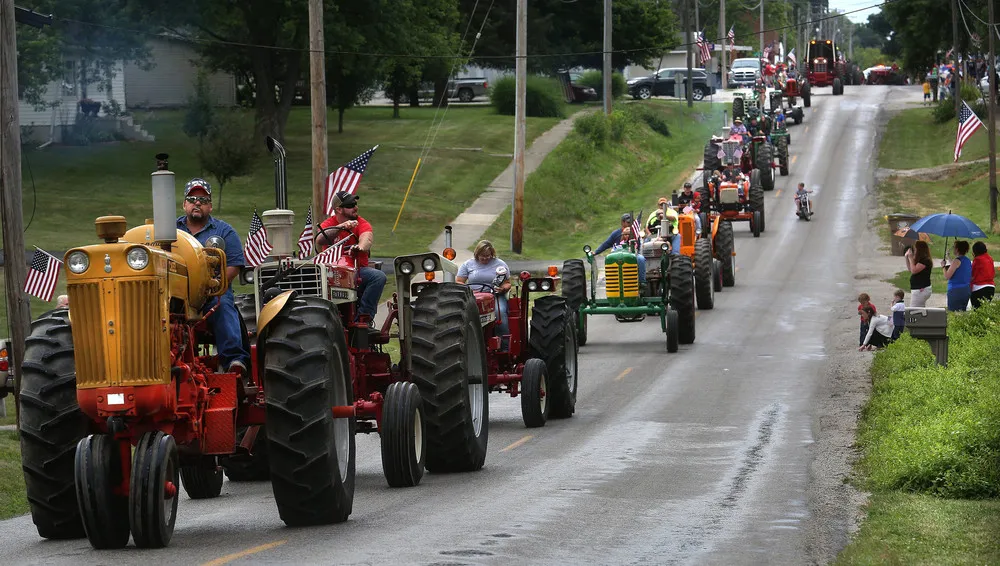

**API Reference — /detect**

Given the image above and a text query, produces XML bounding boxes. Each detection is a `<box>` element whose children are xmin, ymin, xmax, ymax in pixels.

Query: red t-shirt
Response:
<box><xmin>858</xmin><ymin>303</ymin><xmax>876</xmax><ymax>318</ymax></box>
<box><xmin>971</xmin><ymin>253</ymin><xmax>996</xmax><ymax>287</ymax></box>
<box><xmin>318</xmin><ymin>215</ymin><xmax>372</xmax><ymax>268</ymax></box>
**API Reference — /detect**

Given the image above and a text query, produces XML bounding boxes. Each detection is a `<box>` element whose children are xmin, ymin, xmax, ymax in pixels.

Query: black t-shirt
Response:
<box><xmin>909</xmin><ymin>258</ymin><xmax>933</xmax><ymax>289</ymax></box>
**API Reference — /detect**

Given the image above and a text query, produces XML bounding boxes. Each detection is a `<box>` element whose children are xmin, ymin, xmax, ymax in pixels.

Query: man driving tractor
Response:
<box><xmin>595</xmin><ymin>213</ymin><xmax>648</xmax><ymax>286</ymax></box>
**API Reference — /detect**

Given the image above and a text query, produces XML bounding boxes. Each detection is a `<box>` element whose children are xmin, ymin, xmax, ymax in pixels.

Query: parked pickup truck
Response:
<box><xmin>407</xmin><ymin>78</ymin><xmax>491</xmax><ymax>103</ymax></box>
<box><xmin>728</xmin><ymin>58</ymin><xmax>763</xmax><ymax>87</ymax></box>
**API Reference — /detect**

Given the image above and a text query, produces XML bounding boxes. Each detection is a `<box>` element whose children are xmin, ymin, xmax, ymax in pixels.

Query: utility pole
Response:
<box><xmin>720</xmin><ymin>0</ymin><xmax>727</xmax><ymax>89</ymax></box>
<box><xmin>848</xmin><ymin>20</ymin><xmax>853</xmax><ymax>60</ymax></box>
<box><xmin>603</xmin><ymin>0</ymin><xmax>612</xmax><ymax>116</ymax></box>
<box><xmin>782</xmin><ymin>0</ymin><xmax>787</xmax><ymax>64</ymax></box>
<box><xmin>760</xmin><ymin>0</ymin><xmax>764</xmax><ymax>54</ymax></box>
<box><xmin>1</xmin><ymin>0</ymin><xmax>37</xmax><ymax>425</ymax></box>
<box><xmin>511</xmin><ymin>0</ymin><xmax>526</xmax><ymax>253</ymax></box>
<box><xmin>989</xmin><ymin>0</ymin><xmax>998</xmax><ymax>232</ymax></box>
<box><xmin>694</xmin><ymin>0</ymin><xmax>699</xmax><ymax>34</ymax></box>
<box><xmin>952</xmin><ymin>0</ymin><xmax>961</xmax><ymax>119</ymax></box>
<box><xmin>684</xmin><ymin>0</ymin><xmax>693</xmax><ymax>107</ymax></box>
<box><xmin>308</xmin><ymin>0</ymin><xmax>327</xmax><ymax>223</ymax></box>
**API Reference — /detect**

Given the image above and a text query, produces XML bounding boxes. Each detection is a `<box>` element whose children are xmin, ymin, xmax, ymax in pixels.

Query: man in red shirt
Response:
<box><xmin>315</xmin><ymin>191</ymin><xmax>386</xmax><ymax>323</ymax></box>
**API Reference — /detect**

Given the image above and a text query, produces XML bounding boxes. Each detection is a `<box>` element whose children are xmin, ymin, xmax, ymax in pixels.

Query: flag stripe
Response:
<box><xmin>24</xmin><ymin>250</ymin><xmax>61</xmax><ymax>302</ymax></box>
<box><xmin>955</xmin><ymin>101</ymin><xmax>984</xmax><ymax>162</ymax></box>
<box><xmin>297</xmin><ymin>206</ymin><xmax>314</xmax><ymax>259</ymax></box>
<box><xmin>243</xmin><ymin>209</ymin><xmax>273</xmax><ymax>268</ymax></box>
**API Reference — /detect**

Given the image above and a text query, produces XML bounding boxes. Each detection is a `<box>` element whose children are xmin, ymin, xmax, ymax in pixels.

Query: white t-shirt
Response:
<box><xmin>458</xmin><ymin>257</ymin><xmax>510</xmax><ymax>290</ymax></box>
<box><xmin>863</xmin><ymin>314</ymin><xmax>894</xmax><ymax>345</ymax></box>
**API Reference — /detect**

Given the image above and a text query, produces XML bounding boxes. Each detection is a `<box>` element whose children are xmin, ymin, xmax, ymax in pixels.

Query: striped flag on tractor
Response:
<box><xmin>243</xmin><ymin>209</ymin><xmax>273</xmax><ymax>268</ymax></box>
<box><xmin>324</xmin><ymin>145</ymin><xmax>378</xmax><ymax>216</ymax></box>
<box><xmin>313</xmin><ymin>244</ymin><xmax>343</xmax><ymax>266</ymax></box>
<box><xmin>24</xmin><ymin>248</ymin><xmax>61</xmax><ymax>302</ymax></box>
<box><xmin>297</xmin><ymin>206</ymin><xmax>314</xmax><ymax>259</ymax></box>
<box><xmin>955</xmin><ymin>101</ymin><xmax>984</xmax><ymax>162</ymax></box>
<box><xmin>631</xmin><ymin>210</ymin><xmax>643</xmax><ymax>249</ymax></box>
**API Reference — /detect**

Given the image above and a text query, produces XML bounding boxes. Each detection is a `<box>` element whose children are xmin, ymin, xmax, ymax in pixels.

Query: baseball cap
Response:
<box><xmin>683</xmin><ymin>182</ymin><xmax>692</xmax><ymax>189</ymax></box>
<box><xmin>184</xmin><ymin>178</ymin><xmax>212</xmax><ymax>196</ymax></box>
<box><xmin>335</xmin><ymin>191</ymin><xmax>360</xmax><ymax>208</ymax></box>
<box><xmin>620</xmin><ymin>213</ymin><xmax>633</xmax><ymax>223</ymax></box>
<box><xmin>657</xmin><ymin>197</ymin><xmax>668</xmax><ymax>205</ymax></box>
<box><xmin>734</xmin><ymin>118</ymin><xmax>743</xmax><ymax>123</ymax></box>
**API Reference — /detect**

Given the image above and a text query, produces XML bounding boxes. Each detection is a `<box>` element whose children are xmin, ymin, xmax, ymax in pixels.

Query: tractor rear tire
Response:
<box><xmin>381</xmin><ymin>381</ymin><xmax>426</xmax><ymax>488</ymax></box>
<box><xmin>262</xmin><ymin>296</ymin><xmax>355</xmax><ymax>526</ymax></box>
<box><xmin>713</xmin><ymin>259</ymin><xmax>723</xmax><ymax>292</ymax></box>
<box><xmin>669</xmin><ymin>255</ymin><xmax>696</xmax><ymax>345</ymax></box>
<box><xmin>179</xmin><ymin>466</ymin><xmax>224</xmax><ymax>500</ymax></box>
<box><xmin>698</xmin><ymin>212</ymin><xmax>710</xmax><ymax>238</ymax></box>
<box><xmin>694</xmin><ymin>239</ymin><xmax>714</xmax><ymax>310</ymax></box>
<box><xmin>777</xmin><ymin>138</ymin><xmax>789</xmax><ymax>176</ymax></box>
<box><xmin>129</xmin><ymin>431</ymin><xmax>179</xmax><ymax>549</ymax></box>
<box><xmin>19</xmin><ymin>309</ymin><xmax>89</xmax><ymax>540</ymax></box>
<box><xmin>755</xmin><ymin>144</ymin><xmax>775</xmax><ymax>191</ymax></box>
<box><xmin>749</xmin><ymin>173</ymin><xmax>765</xmax><ymax>213</ymax></box>
<box><xmin>235</xmin><ymin>293</ymin><xmax>258</xmax><ymax>345</ymax></box>
<box><xmin>410</xmin><ymin>283</ymin><xmax>490</xmax><ymax>473</ymax></box>
<box><xmin>529</xmin><ymin>295</ymin><xmax>577</xmax><ymax>419</ymax></box>
<box><xmin>666</xmin><ymin>309</ymin><xmax>679</xmax><ymax>353</ymax></box>
<box><xmin>222</xmin><ymin>426</ymin><xmax>270</xmax><ymax>482</ymax></box>
<box><xmin>715</xmin><ymin>221</ymin><xmax>736</xmax><ymax>287</ymax></box>
<box><xmin>733</xmin><ymin>97</ymin><xmax>745</xmax><ymax>120</ymax></box>
<box><xmin>561</xmin><ymin>259</ymin><xmax>587</xmax><ymax>347</ymax></box>
<box><xmin>802</xmin><ymin>84</ymin><xmax>811</xmax><ymax>107</ymax></box>
<box><xmin>833</xmin><ymin>78</ymin><xmax>843</xmax><ymax>95</ymax></box>
<box><xmin>520</xmin><ymin>359</ymin><xmax>549</xmax><ymax>428</ymax></box>
<box><xmin>703</xmin><ymin>141</ymin><xmax>722</xmax><ymax>192</ymax></box>
<box><xmin>75</xmin><ymin>434</ymin><xmax>130</xmax><ymax>549</ymax></box>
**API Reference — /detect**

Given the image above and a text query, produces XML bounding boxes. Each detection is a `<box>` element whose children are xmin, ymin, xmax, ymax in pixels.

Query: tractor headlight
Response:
<box><xmin>540</xmin><ymin>280</ymin><xmax>552</xmax><ymax>291</ymax></box>
<box><xmin>242</xmin><ymin>267</ymin><xmax>255</xmax><ymax>285</ymax></box>
<box><xmin>583</xmin><ymin>244</ymin><xmax>592</xmax><ymax>254</ymax></box>
<box><xmin>399</xmin><ymin>261</ymin><xmax>414</xmax><ymax>274</ymax></box>
<box><xmin>661</xmin><ymin>243</ymin><xmax>670</xmax><ymax>252</ymax></box>
<box><xmin>126</xmin><ymin>247</ymin><xmax>149</xmax><ymax>270</ymax></box>
<box><xmin>528</xmin><ymin>281</ymin><xmax>538</xmax><ymax>291</ymax></box>
<box><xmin>421</xmin><ymin>257</ymin><xmax>437</xmax><ymax>272</ymax></box>
<box><xmin>67</xmin><ymin>251</ymin><xmax>90</xmax><ymax>274</ymax></box>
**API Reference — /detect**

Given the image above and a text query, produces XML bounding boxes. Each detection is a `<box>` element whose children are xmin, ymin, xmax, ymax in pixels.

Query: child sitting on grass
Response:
<box><xmin>860</xmin><ymin>305</ymin><xmax>894</xmax><ymax>351</ymax></box>
<box><xmin>858</xmin><ymin>293</ymin><xmax>876</xmax><ymax>346</ymax></box>
<box><xmin>890</xmin><ymin>289</ymin><xmax>906</xmax><ymax>341</ymax></box>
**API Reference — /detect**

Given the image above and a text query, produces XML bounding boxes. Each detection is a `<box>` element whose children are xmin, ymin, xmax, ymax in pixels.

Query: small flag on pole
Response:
<box><xmin>697</xmin><ymin>31</ymin><xmax>712</xmax><ymax>65</ymax></box>
<box><xmin>955</xmin><ymin>101</ymin><xmax>984</xmax><ymax>162</ymax></box>
<box><xmin>297</xmin><ymin>206</ymin><xmax>314</xmax><ymax>259</ymax></box>
<box><xmin>243</xmin><ymin>209</ymin><xmax>273</xmax><ymax>268</ymax></box>
<box><xmin>728</xmin><ymin>26</ymin><xmax>735</xmax><ymax>57</ymax></box>
<box><xmin>630</xmin><ymin>211</ymin><xmax>643</xmax><ymax>249</ymax></box>
<box><xmin>324</xmin><ymin>145</ymin><xmax>378</xmax><ymax>216</ymax></box>
<box><xmin>24</xmin><ymin>248</ymin><xmax>61</xmax><ymax>302</ymax></box>
<box><xmin>787</xmin><ymin>48</ymin><xmax>797</xmax><ymax>67</ymax></box>
<box><xmin>313</xmin><ymin>244</ymin><xmax>343</xmax><ymax>266</ymax></box>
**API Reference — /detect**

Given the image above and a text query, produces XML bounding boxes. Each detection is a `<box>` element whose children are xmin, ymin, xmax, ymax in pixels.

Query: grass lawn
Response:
<box><xmin>836</xmin><ymin>492</ymin><xmax>1000</xmax><ymax>565</ymax></box>
<box><xmin>0</xmin><ymin>396</ymin><xmax>13</xmax><ymax>426</ymax></box>
<box><xmin>481</xmin><ymin>100</ymin><xmax>726</xmax><ymax>259</ymax></box>
<box><xmin>0</xmin><ymin>431</ymin><xmax>27</xmax><ymax>520</ymax></box>
<box><xmin>878</xmin><ymin>107</ymin><xmax>990</xmax><ymax>169</ymax></box>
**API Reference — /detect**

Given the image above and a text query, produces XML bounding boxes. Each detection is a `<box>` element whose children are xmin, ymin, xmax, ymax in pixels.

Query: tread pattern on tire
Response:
<box><xmin>19</xmin><ymin>308</ymin><xmax>89</xmax><ymax>540</ymax></box>
<box><xmin>561</xmin><ymin>259</ymin><xmax>588</xmax><ymax>347</ymax></box>
<box><xmin>755</xmin><ymin>143</ymin><xmax>775</xmax><ymax>191</ymax></box>
<box><xmin>529</xmin><ymin>295</ymin><xmax>575</xmax><ymax>419</ymax></box>
<box><xmin>409</xmin><ymin>283</ymin><xmax>489</xmax><ymax>473</ymax></box>
<box><xmin>694</xmin><ymin>239</ymin><xmax>714</xmax><ymax>310</ymax></box>
<box><xmin>715</xmin><ymin>221</ymin><xmax>736</xmax><ymax>287</ymax></box>
<box><xmin>380</xmin><ymin>381</ymin><xmax>425</xmax><ymax>487</ymax></box>
<box><xmin>733</xmin><ymin>97</ymin><xmax>745</xmax><ymax>120</ymax></box>
<box><xmin>263</xmin><ymin>296</ymin><xmax>355</xmax><ymax>526</ymax></box>
<box><xmin>669</xmin><ymin>256</ymin><xmax>696</xmax><ymax>345</ymax></box>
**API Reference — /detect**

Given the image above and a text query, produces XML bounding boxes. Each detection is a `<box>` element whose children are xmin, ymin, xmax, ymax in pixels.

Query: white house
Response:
<box><xmin>17</xmin><ymin>58</ymin><xmax>126</xmax><ymax>138</ymax></box>
<box><xmin>123</xmin><ymin>37</ymin><xmax>236</xmax><ymax>108</ymax></box>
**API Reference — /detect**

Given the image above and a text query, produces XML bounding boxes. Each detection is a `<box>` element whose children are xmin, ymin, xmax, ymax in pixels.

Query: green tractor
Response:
<box><xmin>560</xmin><ymin>238</ymin><xmax>695</xmax><ymax>353</ymax></box>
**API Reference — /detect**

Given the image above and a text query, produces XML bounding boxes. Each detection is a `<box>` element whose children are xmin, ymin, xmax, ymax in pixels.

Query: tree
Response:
<box><xmin>200</xmin><ymin>112</ymin><xmax>258</xmax><ymax>211</ymax></box>
<box><xmin>183</xmin><ymin>69</ymin><xmax>215</xmax><ymax>154</ymax></box>
<box><xmin>324</xmin><ymin>1</ymin><xmax>387</xmax><ymax>132</ymax></box>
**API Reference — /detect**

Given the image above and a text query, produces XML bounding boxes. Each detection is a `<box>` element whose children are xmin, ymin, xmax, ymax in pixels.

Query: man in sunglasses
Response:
<box><xmin>176</xmin><ymin>178</ymin><xmax>250</xmax><ymax>377</ymax></box>
<box><xmin>315</xmin><ymin>190</ymin><xmax>386</xmax><ymax>326</ymax></box>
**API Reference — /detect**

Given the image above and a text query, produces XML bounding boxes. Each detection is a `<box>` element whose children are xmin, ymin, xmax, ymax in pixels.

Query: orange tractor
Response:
<box><xmin>701</xmin><ymin>137</ymin><xmax>766</xmax><ymax>241</ymax></box>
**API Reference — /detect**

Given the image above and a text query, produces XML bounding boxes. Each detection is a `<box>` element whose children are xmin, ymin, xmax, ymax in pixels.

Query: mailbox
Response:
<box><xmin>904</xmin><ymin>307</ymin><xmax>948</xmax><ymax>366</ymax></box>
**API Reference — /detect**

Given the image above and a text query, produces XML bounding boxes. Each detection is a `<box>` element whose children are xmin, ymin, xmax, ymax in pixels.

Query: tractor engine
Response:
<box><xmin>604</xmin><ymin>249</ymin><xmax>641</xmax><ymax>303</ymax></box>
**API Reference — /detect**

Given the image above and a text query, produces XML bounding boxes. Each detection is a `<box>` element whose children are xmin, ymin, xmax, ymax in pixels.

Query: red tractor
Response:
<box><xmin>804</xmin><ymin>38</ymin><xmax>846</xmax><ymax>95</ymax></box>
<box><xmin>700</xmin><ymin>137</ymin><xmax>766</xmax><ymax>238</ymax></box>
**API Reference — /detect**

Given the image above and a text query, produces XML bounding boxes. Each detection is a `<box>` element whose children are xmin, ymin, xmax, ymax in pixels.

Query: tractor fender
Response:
<box><xmin>257</xmin><ymin>290</ymin><xmax>297</xmax><ymax>335</ymax></box>
<box><xmin>709</xmin><ymin>215</ymin><xmax>720</xmax><ymax>241</ymax></box>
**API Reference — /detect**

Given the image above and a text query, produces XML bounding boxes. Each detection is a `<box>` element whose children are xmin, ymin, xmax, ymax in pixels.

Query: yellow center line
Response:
<box><xmin>791</xmin><ymin>154</ymin><xmax>798</xmax><ymax>165</ymax></box>
<box><xmin>201</xmin><ymin>540</ymin><xmax>287</xmax><ymax>566</ymax></box>
<box><xmin>775</xmin><ymin>189</ymin><xmax>783</xmax><ymax>197</ymax></box>
<box><xmin>804</xmin><ymin>126</ymin><xmax>810</xmax><ymax>134</ymax></box>
<box><xmin>501</xmin><ymin>435</ymin><xmax>534</xmax><ymax>452</ymax></box>
<box><xmin>614</xmin><ymin>367</ymin><xmax>633</xmax><ymax>381</ymax></box>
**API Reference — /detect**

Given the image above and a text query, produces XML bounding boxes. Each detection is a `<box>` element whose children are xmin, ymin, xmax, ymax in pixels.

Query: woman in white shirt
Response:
<box><xmin>859</xmin><ymin>304</ymin><xmax>893</xmax><ymax>351</ymax></box>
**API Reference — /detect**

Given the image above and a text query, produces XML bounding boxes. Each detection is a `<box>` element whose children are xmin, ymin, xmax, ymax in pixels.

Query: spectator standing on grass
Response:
<box><xmin>890</xmin><ymin>289</ymin><xmax>906</xmax><ymax>341</ymax></box>
<box><xmin>859</xmin><ymin>305</ymin><xmax>893</xmax><ymax>351</ymax></box>
<box><xmin>905</xmin><ymin>240</ymin><xmax>934</xmax><ymax>307</ymax></box>
<box><xmin>929</xmin><ymin>67</ymin><xmax>939</xmax><ymax>102</ymax></box>
<box><xmin>943</xmin><ymin>240</ymin><xmax>973</xmax><ymax>311</ymax></box>
<box><xmin>970</xmin><ymin>241</ymin><xmax>996</xmax><ymax>308</ymax></box>
<box><xmin>922</xmin><ymin>79</ymin><xmax>931</xmax><ymax>105</ymax></box>
<box><xmin>858</xmin><ymin>293</ymin><xmax>876</xmax><ymax>346</ymax></box>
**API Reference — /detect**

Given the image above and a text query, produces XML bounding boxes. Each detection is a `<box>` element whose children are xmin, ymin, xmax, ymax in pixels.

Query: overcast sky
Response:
<box><xmin>830</xmin><ymin>0</ymin><xmax>882</xmax><ymax>23</ymax></box>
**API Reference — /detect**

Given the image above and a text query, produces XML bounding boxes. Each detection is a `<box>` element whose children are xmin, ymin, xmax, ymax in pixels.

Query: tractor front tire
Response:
<box><xmin>19</xmin><ymin>308</ymin><xmax>89</xmax><ymax>540</ymax></box>
<box><xmin>262</xmin><ymin>296</ymin><xmax>356</xmax><ymax>526</ymax></box>
<box><xmin>179</xmin><ymin>465</ymin><xmax>224</xmax><ymax>500</ymax></box>
<box><xmin>833</xmin><ymin>77</ymin><xmax>843</xmax><ymax>95</ymax></box>
<box><xmin>129</xmin><ymin>431</ymin><xmax>179</xmax><ymax>549</ymax></box>
<box><xmin>777</xmin><ymin>138</ymin><xmax>789</xmax><ymax>176</ymax></box>
<box><xmin>733</xmin><ymin>97</ymin><xmax>745</xmax><ymax>120</ymax></box>
<box><xmin>381</xmin><ymin>381</ymin><xmax>426</xmax><ymax>488</ymax></box>
<box><xmin>715</xmin><ymin>221</ymin><xmax>736</xmax><ymax>287</ymax></box>
<box><xmin>752</xmin><ymin>211</ymin><xmax>762</xmax><ymax>238</ymax></box>
<box><xmin>529</xmin><ymin>295</ymin><xmax>577</xmax><ymax>419</ymax></box>
<box><xmin>694</xmin><ymin>239</ymin><xmax>715</xmax><ymax>310</ymax></box>
<box><xmin>520</xmin><ymin>359</ymin><xmax>549</xmax><ymax>428</ymax></box>
<box><xmin>666</xmin><ymin>309</ymin><xmax>680</xmax><ymax>353</ymax></box>
<box><xmin>802</xmin><ymin>84</ymin><xmax>811</xmax><ymax>107</ymax></box>
<box><xmin>561</xmin><ymin>259</ymin><xmax>588</xmax><ymax>347</ymax></box>
<box><xmin>75</xmin><ymin>434</ymin><xmax>130</xmax><ymax>549</ymax></box>
<box><xmin>410</xmin><ymin>284</ymin><xmax>490</xmax><ymax>473</ymax></box>
<box><xmin>669</xmin><ymin>255</ymin><xmax>696</xmax><ymax>345</ymax></box>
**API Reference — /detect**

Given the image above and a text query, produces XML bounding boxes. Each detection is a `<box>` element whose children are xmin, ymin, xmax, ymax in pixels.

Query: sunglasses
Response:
<box><xmin>186</xmin><ymin>196</ymin><xmax>211</xmax><ymax>204</ymax></box>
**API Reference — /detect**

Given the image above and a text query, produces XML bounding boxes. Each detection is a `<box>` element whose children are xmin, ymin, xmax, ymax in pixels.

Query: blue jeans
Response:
<box><xmin>358</xmin><ymin>266</ymin><xmax>387</xmax><ymax>318</ymax></box>
<box><xmin>947</xmin><ymin>286</ymin><xmax>971</xmax><ymax>311</ymax></box>
<box><xmin>204</xmin><ymin>291</ymin><xmax>249</xmax><ymax>368</ymax></box>
<box><xmin>670</xmin><ymin>234</ymin><xmax>681</xmax><ymax>256</ymax></box>
<box><xmin>636</xmin><ymin>254</ymin><xmax>647</xmax><ymax>284</ymax></box>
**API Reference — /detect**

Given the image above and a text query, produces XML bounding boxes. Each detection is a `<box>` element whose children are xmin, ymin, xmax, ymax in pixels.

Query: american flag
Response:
<box><xmin>955</xmin><ymin>101</ymin><xmax>984</xmax><ymax>162</ymax></box>
<box><xmin>728</xmin><ymin>26</ymin><xmax>735</xmax><ymax>57</ymax></box>
<box><xmin>787</xmin><ymin>48</ymin><xmax>796</xmax><ymax>67</ymax></box>
<box><xmin>697</xmin><ymin>31</ymin><xmax>712</xmax><ymax>65</ymax></box>
<box><xmin>763</xmin><ymin>43</ymin><xmax>772</xmax><ymax>61</ymax></box>
<box><xmin>24</xmin><ymin>248</ymin><xmax>61</xmax><ymax>302</ymax></box>
<box><xmin>629</xmin><ymin>210</ymin><xmax>643</xmax><ymax>250</ymax></box>
<box><xmin>324</xmin><ymin>145</ymin><xmax>379</xmax><ymax>216</ymax></box>
<box><xmin>313</xmin><ymin>244</ymin><xmax>343</xmax><ymax>266</ymax></box>
<box><xmin>243</xmin><ymin>209</ymin><xmax>273</xmax><ymax>268</ymax></box>
<box><xmin>297</xmin><ymin>206</ymin><xmax>314</xmax><ymax>259</ymax></box>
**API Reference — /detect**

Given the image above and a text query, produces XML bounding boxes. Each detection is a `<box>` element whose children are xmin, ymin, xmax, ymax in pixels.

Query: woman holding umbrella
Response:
<box><xmin>942</xmin><ymin>240</ymin><xmax>973</xmax><ymax>311</ymax></box>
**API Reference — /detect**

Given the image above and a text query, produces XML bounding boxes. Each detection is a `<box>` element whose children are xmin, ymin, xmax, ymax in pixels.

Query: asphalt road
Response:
<box><xmin>0</xmin><ymin>85</ymin><xmax>892</xmax><ymax>565</ymax></box>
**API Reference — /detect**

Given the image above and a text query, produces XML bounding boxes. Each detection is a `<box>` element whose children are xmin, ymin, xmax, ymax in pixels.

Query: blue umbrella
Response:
<box><xmin>910</xmin><ymin>211</ymin><xmax>986</xmax><ymax>239</ymax></box>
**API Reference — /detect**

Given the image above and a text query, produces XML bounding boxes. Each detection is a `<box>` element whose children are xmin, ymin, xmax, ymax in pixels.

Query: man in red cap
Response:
<box><xmin>315</xmin><ymin>191</ymin><xmax>386</xmax><ymax>324</ymax></box>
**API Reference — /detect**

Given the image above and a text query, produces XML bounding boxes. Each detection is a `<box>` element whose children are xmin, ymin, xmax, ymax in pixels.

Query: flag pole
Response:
<box><xmin>989</xmin><ymin>0</ymin><xmax>998</xmax><ymax>233</ymax></box>
<box><xmin>34</xmin><ymin>246</ymin><xmax>62</xmax><ymax>263</ymax></box>
<box><xmin>392</xmin><ymin>158</ymin><xmax>422</xmax><ymax>233</ymax></box>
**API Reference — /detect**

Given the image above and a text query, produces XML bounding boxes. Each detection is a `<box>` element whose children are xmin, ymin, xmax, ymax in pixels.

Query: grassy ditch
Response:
<box><xmin>0</xmin><ymin>431</ymin><xmax>26</xmax><ymax>520</ymax></box>
<box><xmin>877</xmin><ymin>107</ymin><xmax>989</xmax><ymax>170</ymax></box>
<box><xmin>481</xmin><ymin>100</ymin><xmax>725</xmax><ymax>260</ymax></box>
<box><xmin>839</xmin><ymin>302</ymin><xmax>1000</xmax><ymax>563</ymax></box>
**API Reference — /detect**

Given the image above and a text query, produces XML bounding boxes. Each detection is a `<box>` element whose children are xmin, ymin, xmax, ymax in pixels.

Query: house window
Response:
<box><xmin>61</xmin><ymin>61</ymin><xmax>77</xmax><ymax>97</ymax></box>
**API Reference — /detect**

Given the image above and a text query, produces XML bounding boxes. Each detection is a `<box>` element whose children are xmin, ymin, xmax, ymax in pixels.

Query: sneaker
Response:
<box><xmin>228</xmin><ymin>360</ymin><xmax>248</xmax><ymax>378</ymax></box>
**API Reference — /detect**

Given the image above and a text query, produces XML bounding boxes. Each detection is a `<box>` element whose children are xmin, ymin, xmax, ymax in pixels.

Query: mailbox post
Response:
<box><xmin>905</xmin><ymin>307</ymin><xmax>949</xmax><ymax>366</ymax></box>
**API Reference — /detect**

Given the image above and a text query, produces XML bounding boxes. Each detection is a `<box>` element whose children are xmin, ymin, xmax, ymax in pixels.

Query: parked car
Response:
<box><xmin>406</xmin><ymin>78</ymin><xmax>490</xmax><ymax>103</ymax></box>
<box><xmin>626</xmin><ymin>68</ymin><xmax>716</xmax><ymax>101</ymax></box>
<box><xmin>728</xmin><ymin>58</ymin><xmax>763</xmax><ymax>87</ymax></box>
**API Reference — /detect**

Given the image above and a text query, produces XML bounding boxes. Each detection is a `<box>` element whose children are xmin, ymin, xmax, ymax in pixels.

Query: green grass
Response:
<box><xmin>0</xmin><ymin>431</ymin><xmax>27</xmax><ymax>520</ymax></box>
<box><xmin>481</xmin><ymin>100</ymin><xmax>726</xmax><ymax>259</ymax></box>
<box><xmin>878</xmin><ymin>107</ymin><xmax>990</xmax><ymax>169</ymax></box>
<box><xmin>835</xmin><ymin>492</ymin><xmax>1000</xmax><ymax>565</ymax></box>
<box><xmin>0</xmin><ymin>396</ymin><xmax>13</xmax><ymax>426</ymax></box>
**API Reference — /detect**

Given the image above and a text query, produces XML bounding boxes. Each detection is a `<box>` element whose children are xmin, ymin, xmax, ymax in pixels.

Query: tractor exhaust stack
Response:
<box><xmin>150</xmin><ymin>153</ymin><xmax>177</xmax><ymax>246</ymax></box>
<box><xmin>261</xmin><ymin>137</ymin><xmax>295</xmax><ymax>258</ymax></box>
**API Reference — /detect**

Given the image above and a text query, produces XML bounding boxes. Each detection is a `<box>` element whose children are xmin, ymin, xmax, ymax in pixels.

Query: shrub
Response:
<box><xmin>627</xmin><ymin>104</ymin><xmax>671</xmax><ymax>137</ymax></box>
<box><xmin>490</xmin><ymin>76</ymin><xmax>566</xmax><ymax>118</ymax></box>
<box><xmin>931</xmin><ymin>98</ymin><xmax>956</xmax><ymax>124</ymax></box>
<box><xmin>576</xmin><ymin>70</ymin><xmax>626</xmax><ymax>100</ymax></box>
<box><xmin>199</xmin><ymin>111</ymin><xmax>258</xmax><ymax>211</ymax></box>
<box><xmin>574</xmin><ymin>112</ymin><xmax>609</xmax><ymax>146</ymax></box>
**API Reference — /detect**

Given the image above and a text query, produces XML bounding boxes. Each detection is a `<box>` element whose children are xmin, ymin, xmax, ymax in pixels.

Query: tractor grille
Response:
<box><xmin>68</xmin><ymin>282</ymin><xmax>106</xmax><ymax>388</ymax></box>
<box><xmin>606</xmin><ymin>263</ymin><xmax>640</xmax><ymax>298</ymax></box>
<box><xmin>117</xmin><ymin>280</ymin><xmax>165</xmax><ymax>386</ymax></box>
<box><xmin>259</xmin><ymin>263</ymin><xmax>323</xmax><ymax>297</ymax></box>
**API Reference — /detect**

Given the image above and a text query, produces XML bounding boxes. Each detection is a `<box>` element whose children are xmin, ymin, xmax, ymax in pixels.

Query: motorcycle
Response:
<box><xmin>795</xmin><ymin>192</ymin><xmax>812</xmax><ymax>221</ymax></box>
